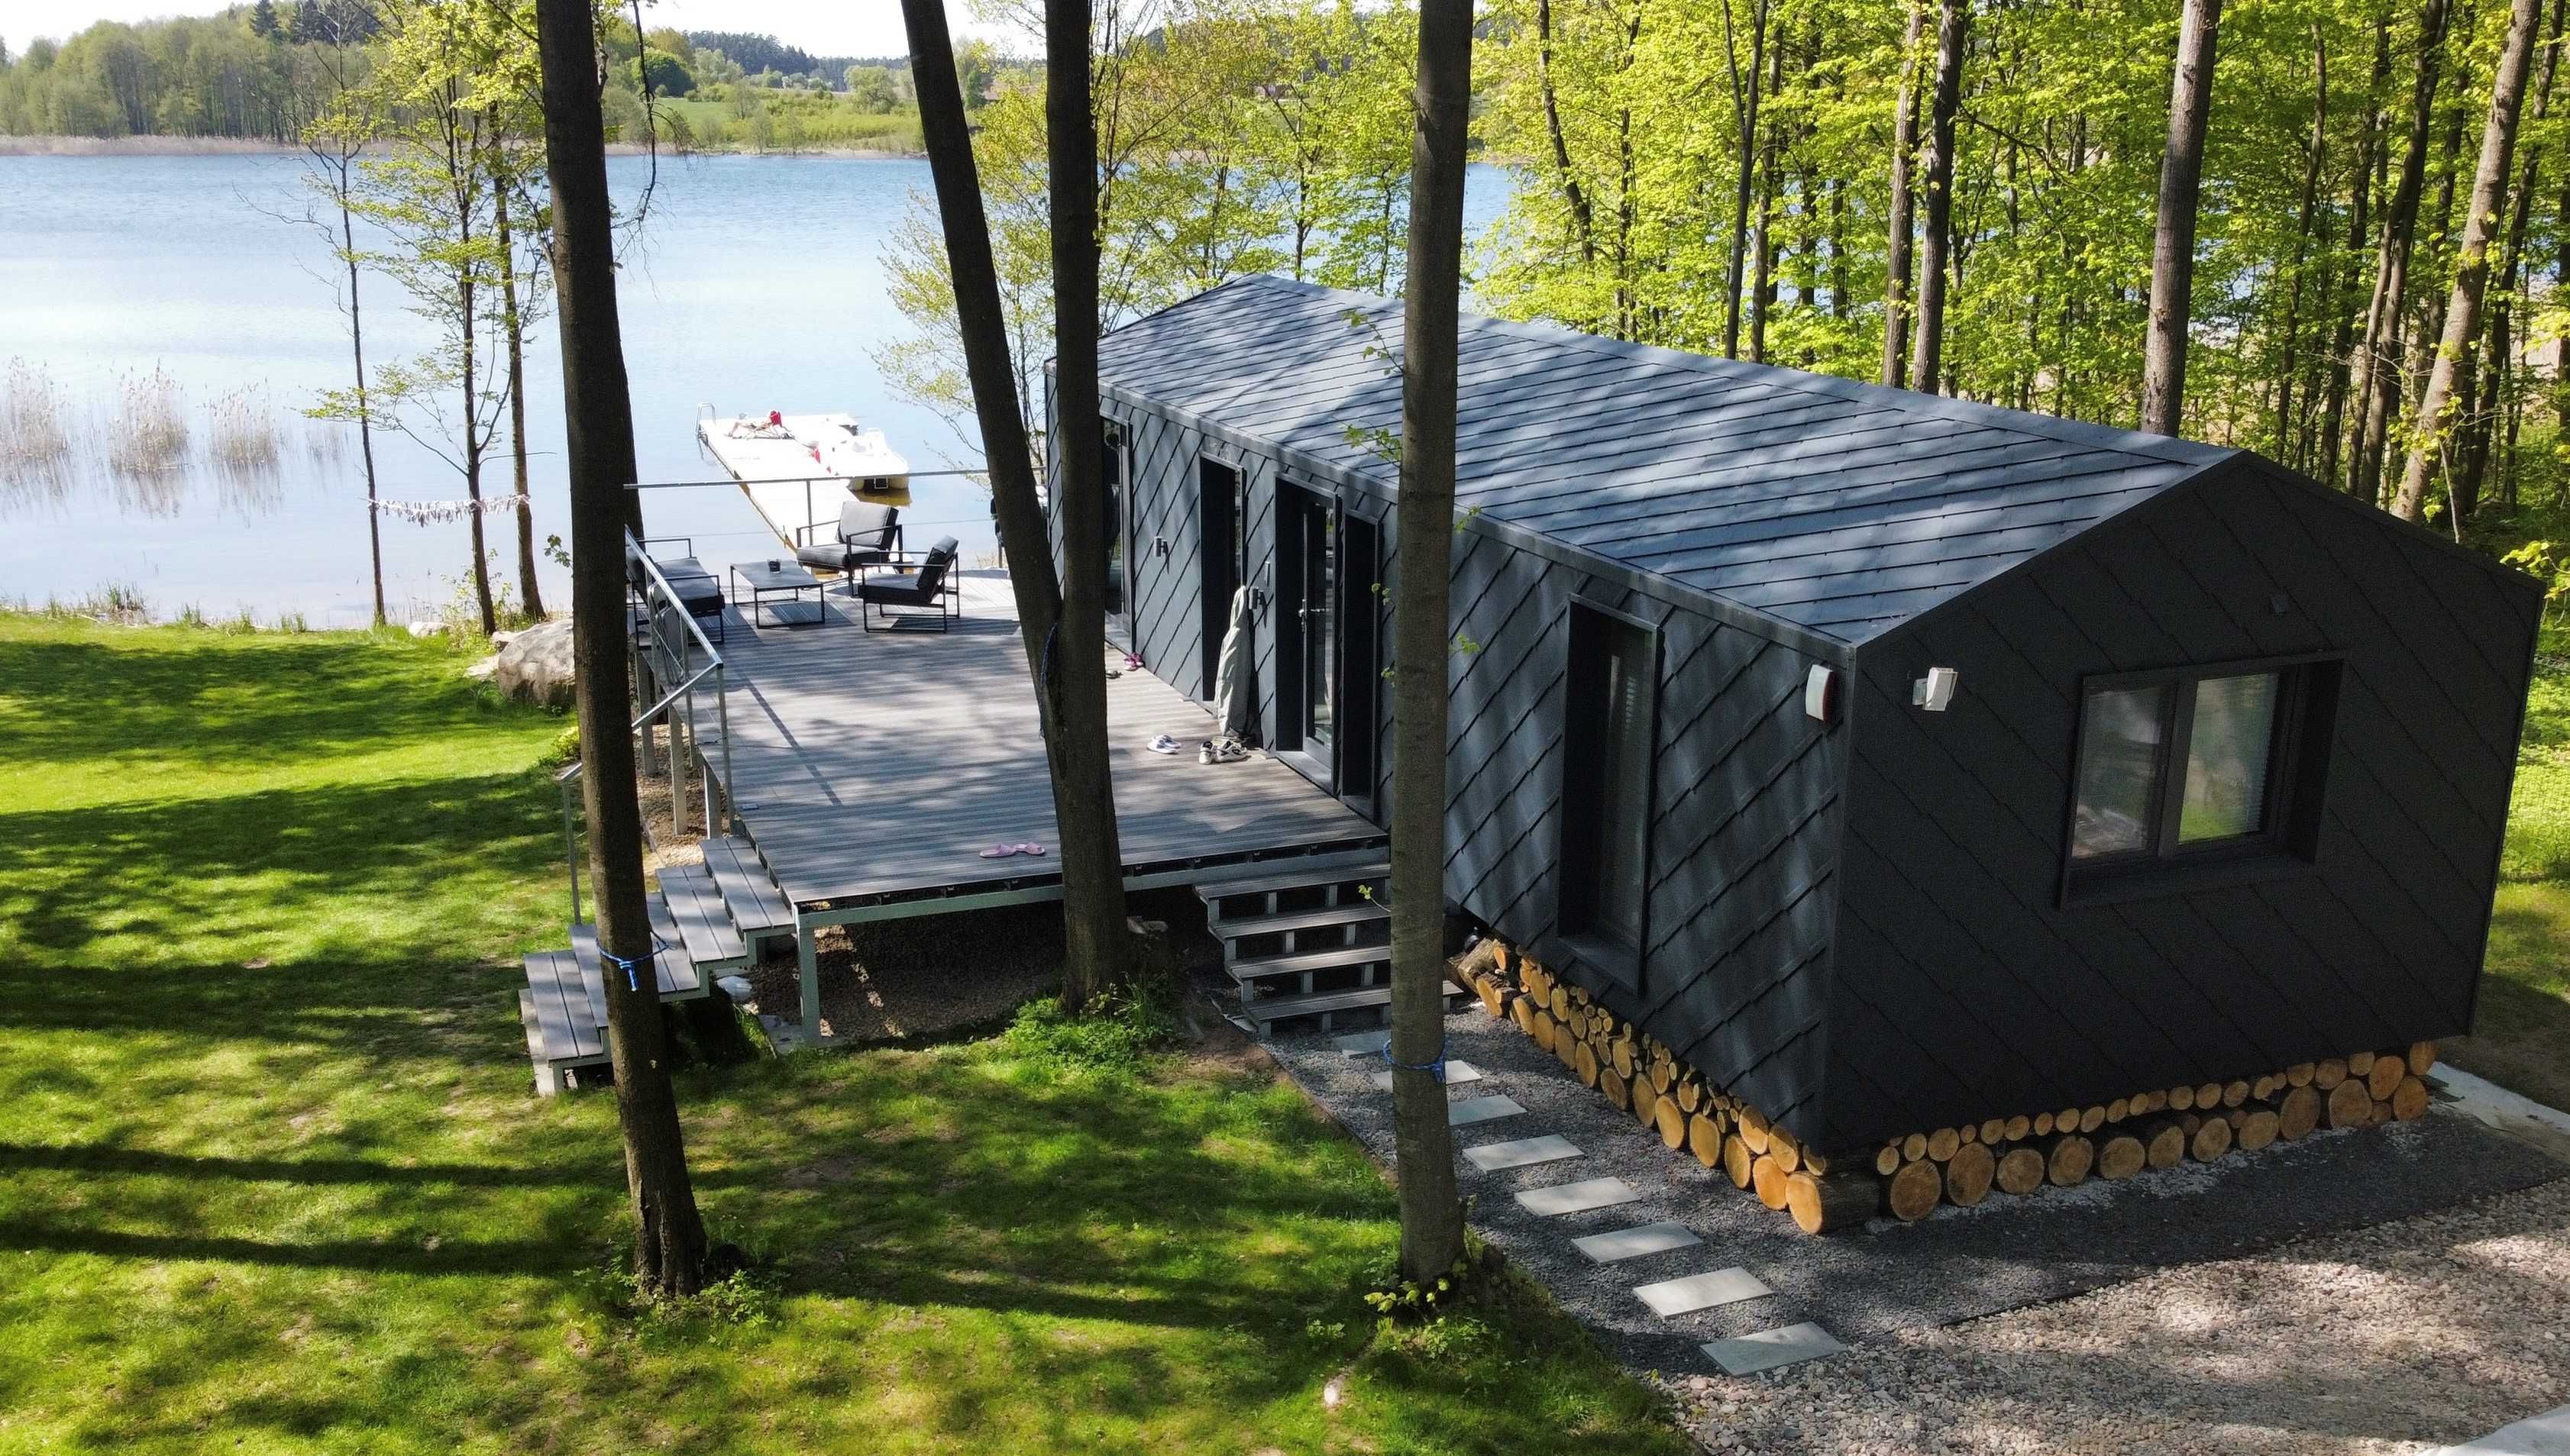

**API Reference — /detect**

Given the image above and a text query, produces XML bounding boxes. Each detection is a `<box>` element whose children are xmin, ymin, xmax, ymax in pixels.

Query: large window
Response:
<box><xmin>2067</xmin><ymin>657</ymin><xmax>2336</xmax><ymax>899</ymax></box>
<box><xmin>1560</xmin><ymin>602</ymin><xmax>1658</xmax><ymax>982</ymax></box>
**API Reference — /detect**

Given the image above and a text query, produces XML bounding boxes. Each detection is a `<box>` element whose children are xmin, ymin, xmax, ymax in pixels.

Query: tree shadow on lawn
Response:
<box><xmin>0</xmin><ymin>770</ymin><xmax>563</xmax><ymax>1027</ymax></box>
<box><xmin>0</xmin><ymin>631</ymin><xmax>541</xmax><ymax>780</ymax></box>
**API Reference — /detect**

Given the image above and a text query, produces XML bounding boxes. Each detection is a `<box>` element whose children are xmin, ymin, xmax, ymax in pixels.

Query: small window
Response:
<box><xmin>1559</xmin><ymin>602</ymin><xmax>1657</xmax><ymax>983</ymax></box>
<box><xmin>2066</xmin><ymin>658</ymin><xmax>2335</xmax><ymax>901</ymax></box>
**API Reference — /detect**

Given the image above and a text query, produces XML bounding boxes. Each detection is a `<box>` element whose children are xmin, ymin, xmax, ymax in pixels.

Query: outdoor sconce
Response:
<box><xmin>1912</xmin><ymin>666</ymin><xmax>1960</xmax><ymax>712</ymax></box>
<box><xmin>1802</xmin><ymin>664</ymin><xmax>1840</xmax><ymax>725</ymax></box>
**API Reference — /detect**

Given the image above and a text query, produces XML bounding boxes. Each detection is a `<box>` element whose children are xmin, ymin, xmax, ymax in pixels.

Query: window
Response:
<box><xmin>2066</xmin><ymin>657</ymin><xmax>2336</xmax><ymax>900</ymax></box>
<box><xmin>1560</xmin><ymin>602</ymin><xmax>1658</xmax><ymax>981</ymax></box>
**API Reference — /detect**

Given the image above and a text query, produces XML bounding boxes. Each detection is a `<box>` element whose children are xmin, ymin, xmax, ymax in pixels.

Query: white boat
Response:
<box><xmin>696</xmin><ymin>409</ymin><xmax>912</xmax><ymax>546</ymax></box>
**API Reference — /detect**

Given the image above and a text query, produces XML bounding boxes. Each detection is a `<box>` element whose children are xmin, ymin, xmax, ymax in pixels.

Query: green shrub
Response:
<box><xmin>1001</xmin><ymin>984</ymin><xmax>1179</xmax><ymax>1074</ymax></box>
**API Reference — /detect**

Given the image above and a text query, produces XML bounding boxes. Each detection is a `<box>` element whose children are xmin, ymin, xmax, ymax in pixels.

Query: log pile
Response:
<box><xmin>1453</xmin><ymin>941</ymin><xmax>2443</xmax><ymax>1236</ymax></box>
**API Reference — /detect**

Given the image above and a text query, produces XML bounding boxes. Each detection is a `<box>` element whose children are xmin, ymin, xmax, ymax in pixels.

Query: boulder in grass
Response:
<box><xmin>492</xmin><ymin>618</ymin><xmax>577</xmax><ymax>708</ymax></box>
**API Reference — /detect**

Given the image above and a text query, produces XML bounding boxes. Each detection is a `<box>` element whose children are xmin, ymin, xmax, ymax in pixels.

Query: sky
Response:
<box><xmin>0</xmin><ymin>0</ymin><xmax>1028</xmax><ymax>53</ymax></box>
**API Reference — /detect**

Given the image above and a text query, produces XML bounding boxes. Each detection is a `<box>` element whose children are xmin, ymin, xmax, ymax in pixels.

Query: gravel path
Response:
<box><xmin>1662</xmin><ymin>1174</ymin><xmax>2570</xmax><ymax>1455</ymax></box>
<box><xmin>1269</xmin><ymin>1004</ymin><xmax>2565</xmax><ymax>1374</ymax></box>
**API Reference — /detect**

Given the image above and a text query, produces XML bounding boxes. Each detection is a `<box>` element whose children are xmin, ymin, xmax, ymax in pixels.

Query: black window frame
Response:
<box><xmin>1553</xmin><ymin>599</ymin><xmax>1660</xmax><ymax>990</ymax></box>
<box><xmin>2059</xmin><ymin>651</ymin><xmax>2341</xmax><ymax>908</ymax></box>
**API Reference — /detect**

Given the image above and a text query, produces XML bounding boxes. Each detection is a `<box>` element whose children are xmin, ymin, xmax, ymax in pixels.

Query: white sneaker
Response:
<box><xmin>1198</xmin><ymin>740</ymin><xmax>1214</xmax><ymax>764</ymax></box>
<box><xmin>1147</xmin><ymin>733</ymin><xmax>1180</xmax><ymax>755</ymax></box>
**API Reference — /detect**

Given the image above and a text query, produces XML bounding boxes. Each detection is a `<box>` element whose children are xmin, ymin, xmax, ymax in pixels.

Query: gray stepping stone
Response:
<box><xmin>1572</xmin><ymin>1221</ymin><xmax>1702</xmax><ymax>1263</ymax></box>
<box><xmin>1634</xmin><ymin>1267</ymin><xmax>1773</xmax><ymax>1317</ymax></box>
<box><xmin>1516</xmin><ymin>1177</ymin><xmax>1642</xmax><ymax>1215</ymax></box>
<box><xmin>1446</xmin><ymin>1095</ymin><xmax>1525</xmax><ymax>1127</ymax></box>
<box><xmin>1701</xmin><ymin>1322</ymin><xmax>1844</xmax><ymax>1376</ymax></box>
<box><xmin>1333</xmin><ymin>1030</ymin><xmax>1390</xmax><ymax>1057</ymax></box>
<box><xmin>1463</xmin><ymin>1134</ymin><xmax>1582</xmax><ymax>1172</ymax></box>
<box><xmin>2430</xmin><ymin>1403</ymin><xmax>2570</xmax><ymax>1455</ymax></box>
<box><xmin>1369</xmin><ymin>1058</ymin><xmax>1482</xmax><ymax>1091</ymax></box>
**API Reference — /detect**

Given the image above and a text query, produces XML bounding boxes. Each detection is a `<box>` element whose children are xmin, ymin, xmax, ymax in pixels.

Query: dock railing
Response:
<box><xmin>553</xmin><ymin>527</ymin><xmax>737</xmax><ymax>923</ymax></box>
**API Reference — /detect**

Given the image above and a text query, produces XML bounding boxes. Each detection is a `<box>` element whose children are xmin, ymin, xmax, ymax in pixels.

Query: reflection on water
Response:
<box><xmin>0</xmin><ymin>358</ymin><xmax>76</xmax><ymax>514</ymax></box>
<box><xmin>0</xmin><ymin>362</ymin><xmax>306</xmax><ymax>522</ymax></box>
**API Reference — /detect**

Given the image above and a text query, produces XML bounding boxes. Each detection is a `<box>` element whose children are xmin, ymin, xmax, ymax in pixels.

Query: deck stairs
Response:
<box><xmin>518</xmin><ymin>833</ymin><xmax>797</xmax><ymax>1094</ymax></box>
<box><xmin>1193</xmin><ymin>852</ymin><xmax>1463</xmax><ymax>1034</ymax></box>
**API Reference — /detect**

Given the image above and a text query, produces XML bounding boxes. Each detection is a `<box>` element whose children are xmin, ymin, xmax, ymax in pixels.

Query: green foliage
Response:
<box><xmin>1000</xmin><ymin>983</ymin><xmax>1182</xmax><ymax>1075</ymax></box>
<box><xmin>1363</xmin><ymin>1248</ymin><xmax>1475</xmax><ymax>1325</ymax></box>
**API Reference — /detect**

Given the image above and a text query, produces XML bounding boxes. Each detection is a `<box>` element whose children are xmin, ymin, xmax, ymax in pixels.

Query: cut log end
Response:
<box><xmin>2407</xmin><ymin>1041</ymin><xmax>2438</xmax><ymax>1076</ymax></box>
<box><xmin>2326</xmin><ymin>1077</ymin><xmax>2374</xmax><ymax>1130</ymax></box>
<box><xmin>1995</xmin><ymin>1145</ymin><xmax>2048</xmax><ymax>1196</ymax></box>
<box><xmin>1944</xmin><ymin>1139</ymin><xmax>1997</xmax><ymax>1207</ymax></box>
<box><xmin>2365</xmin><ymin>1054</ymin><xmax>2405</xmax><ymax>1102</ymax></box>
<box><xmin>2190</xmin><ymin>1114</ymin><xmax>2234</xmax><ymax>1162</ymax></box>
<box><xmin>1723</xmin><ymin>1133</ymin><xmax>1754</xmax><ymax>1190</ymax></box>
<box><xmin>1689</xmin><ymin>1114</ymin><xmax>1725</xmax><ymax>1169</ymax></box>
<box><xmin>1752</xmin><ymin>1154</ymin><xmax>1791</xmax><ymax>1210</ymax></box>
<box><xmin>2046</xmin><ymin>1134</ymin><xmax>2095</xmax><ymax>1187</ymax></box>
<box><xmin>1887</xmin><ymin>1157</ymin><xmax>1943</xmax><ymax>1222</ymax></box>
<box><xmin>2392</xmin><ymin>1074</ymin><xmax>2429</xmax><ymax>1122</ymax></box>
<box><xmin>2277</xmin><ymin>1084</ymin><xmax>2323</xmax><ymax>1140</ymax></box>
<box><xmin>1655</xmin><ymin>1096</ymin><xmax>1687</xmax><ymax>1151</ymax></box>
<box><xmin>2097</xmin><ymin>1132</ymin><xmax>2146</xmax><ymax>1181</ymax></box>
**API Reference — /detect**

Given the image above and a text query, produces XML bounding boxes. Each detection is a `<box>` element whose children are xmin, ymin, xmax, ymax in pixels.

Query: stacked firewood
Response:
<box><xmin>1453</xmin><ymin>940</ymin><xmax>2440</xmax><ymax>1235</ymax></box>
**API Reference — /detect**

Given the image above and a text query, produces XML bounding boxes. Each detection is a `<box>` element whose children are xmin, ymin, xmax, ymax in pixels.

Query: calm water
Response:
<box><xmin>0</xmin><ymin>153</ymin><xmax>1515</xmax><ymax>625</ymax></box>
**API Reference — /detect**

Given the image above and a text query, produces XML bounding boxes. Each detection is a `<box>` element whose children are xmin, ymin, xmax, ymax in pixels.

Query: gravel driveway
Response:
<box><xmin>1663</xmin><ymin>1174</ymin><xmax>2570</xmax><ymax>1454</ymax></box>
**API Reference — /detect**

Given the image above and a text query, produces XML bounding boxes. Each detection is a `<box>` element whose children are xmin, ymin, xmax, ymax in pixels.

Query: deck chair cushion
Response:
<box><xmin>857</xmin><ymin>537</ymin><xmax>958</xmax><ymax>605</ymax></box>
<box><xmin>797</xmin><ymin>501</ymin><xmax>901</xmax><ymax>573</ymax></box>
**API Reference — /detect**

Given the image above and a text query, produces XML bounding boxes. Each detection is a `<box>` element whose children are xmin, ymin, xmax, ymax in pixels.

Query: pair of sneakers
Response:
<box><xmin>1199</xmin><ymin>737</ymin><xmax>1249</xmax><ymax>764</ymax></box>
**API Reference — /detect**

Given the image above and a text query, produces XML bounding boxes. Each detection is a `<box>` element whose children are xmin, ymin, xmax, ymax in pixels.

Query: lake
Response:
<box><xmin>0</xmin><ymin>153</ymin><xmax>1516</xmax><ymax>625</ymax></box>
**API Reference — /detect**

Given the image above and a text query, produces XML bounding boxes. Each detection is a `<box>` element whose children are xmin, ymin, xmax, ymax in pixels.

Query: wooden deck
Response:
<box><xmin>713</xmin><ymin>570</ymin><xmax>1382</xmax><ymax>915</ymax></box>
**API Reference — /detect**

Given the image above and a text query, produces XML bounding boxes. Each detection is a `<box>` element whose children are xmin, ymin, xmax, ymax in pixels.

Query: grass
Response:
<box><xmin>0</xmin><ymin>612</ymin><xmax>1686</xmax><ymax>1456</ymax></box>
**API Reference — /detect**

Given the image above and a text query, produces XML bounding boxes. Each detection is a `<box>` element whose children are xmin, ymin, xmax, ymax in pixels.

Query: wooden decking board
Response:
<box><xmin>717</xmin><ymin>571</ymin><xmax>1381</xmax><ymax>909</ymax></box>
<box><xmin>522</xmin><ymin>952</ymin><xmax>606</xmax><ymax>1065</ymax></box>
<box><xmin>700</xmin><ymin>835</ymin><xmax>794</xmax><ymax>937</ymax></box>
<box><xmin>656</xmin><ymin>865</ymin><xmax>747</xmax><ymax>969</ymax></box>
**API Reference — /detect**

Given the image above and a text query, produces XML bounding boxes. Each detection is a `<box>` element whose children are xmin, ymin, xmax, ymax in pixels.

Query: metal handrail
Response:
<box><xmin>551</xmin><ymin>530</ymin><xmax>743</xmax><ymax>922</ymax></box>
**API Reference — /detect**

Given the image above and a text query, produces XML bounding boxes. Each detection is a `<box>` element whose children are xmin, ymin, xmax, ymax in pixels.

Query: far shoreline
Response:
<box><xmin>0</xmin><ymin>134</ymin><xmax>928</xmax><ymax>160</ymax></box>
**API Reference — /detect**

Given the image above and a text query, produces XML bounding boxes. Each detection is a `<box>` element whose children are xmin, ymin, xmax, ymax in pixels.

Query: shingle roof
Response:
<box><xmin>1095</xmin><ymin>274</ymin><xmax>2235</xmax><ymax>646</ymax></box>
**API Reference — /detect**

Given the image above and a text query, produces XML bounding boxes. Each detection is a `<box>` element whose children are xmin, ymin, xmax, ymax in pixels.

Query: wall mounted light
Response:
<box><xmin>1803</xmin><ymin>664</ymin><xmax>1840</xmax><ymax>725</ymax></box>
<box><xmin>1912</xmin><ymin>666</ymin><xmax>1960</xmax><ymax>712</ymax></box>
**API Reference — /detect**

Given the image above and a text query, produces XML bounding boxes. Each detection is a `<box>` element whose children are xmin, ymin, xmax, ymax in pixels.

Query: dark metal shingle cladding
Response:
<box><xmin>1097</xmin><ymin>274</ymin><xmax>2235</xmax><ymax>645</ymax></box>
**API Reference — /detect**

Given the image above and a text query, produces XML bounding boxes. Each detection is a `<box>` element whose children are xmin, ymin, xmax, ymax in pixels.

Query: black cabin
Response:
<box><xmin>1051</xmin><ymin>274</ymin><xmax>2540</xmax><ymax>1154</ymax></box>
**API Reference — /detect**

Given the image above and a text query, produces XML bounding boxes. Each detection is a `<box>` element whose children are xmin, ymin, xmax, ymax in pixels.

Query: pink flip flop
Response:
<box><xmin>1015</xmin><ymin>842</ymin><xmax>1047</xmax><ymax>856</ymax></box>
<box><xmin>978</xmin><ymin>844</ymin><xmax>1022</xmax><ymax>859</ymax></box>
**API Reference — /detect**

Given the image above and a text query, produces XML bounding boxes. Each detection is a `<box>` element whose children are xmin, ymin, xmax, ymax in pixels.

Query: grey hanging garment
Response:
<box><xmin>1214</xmin><ymin>584</ymin><xmax>1256</xmax><ymax>741</ymax></box>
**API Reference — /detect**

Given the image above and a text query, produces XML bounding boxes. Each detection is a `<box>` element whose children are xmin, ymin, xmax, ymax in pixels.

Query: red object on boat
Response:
<box><xmin>768</xmin><ymin>409</ymin><xmax>783</xmax><ymax>427</ymax></box>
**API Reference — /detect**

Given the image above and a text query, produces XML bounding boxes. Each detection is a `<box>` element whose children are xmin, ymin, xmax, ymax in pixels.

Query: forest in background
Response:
<box><xmin>0</xmin><ymin>4</ymin><xmax>958</xmax><ymax>153</ymax></box>
<box><xmin>11</xmin><ymin>0</ymin><xmax>2570</xmax><ymax>567</ymax></box>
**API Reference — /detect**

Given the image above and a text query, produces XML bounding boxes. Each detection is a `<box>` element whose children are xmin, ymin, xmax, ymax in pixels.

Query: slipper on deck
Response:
<box><xmin>1147</xmin><ymin>733</ymin><xmax>1182</xmax><ymax>754</ymax></box>
<box><xmin>978</xmin><ymin>844</ymin><xmax>1024</xmax><ymax>859</ymax></box>
<box><xmin>1015</xmin><ymin>843</ymin><xmax>1046</xmax><ymax>856</ymax></box>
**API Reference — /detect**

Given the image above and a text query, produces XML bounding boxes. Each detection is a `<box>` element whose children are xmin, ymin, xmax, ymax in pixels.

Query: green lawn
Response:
<box><xmin>0</xmin><ymin>615</ymin><xmax>1683</xmax><ymax>1455</ymax></box>
<box><xmin>2452</xmin><ymin>632</ymin><xmax>2570</xmax><ymax>1109</ymax></box>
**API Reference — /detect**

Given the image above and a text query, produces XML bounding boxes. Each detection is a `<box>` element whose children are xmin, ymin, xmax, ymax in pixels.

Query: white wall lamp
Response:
<box><xmin>1912</xmin><ymin>666</ymin><xmax>1960</xmax><ymax>712</ymax></box>
<box><xmin>1803</xmin><ymin>664</ymin><xmax>1841</xmax><ymax>725</ymax></box>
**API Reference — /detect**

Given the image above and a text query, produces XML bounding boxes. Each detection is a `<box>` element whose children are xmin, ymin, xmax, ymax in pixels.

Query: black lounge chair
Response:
<box><xmin>794</xmin><ymin>501</ymin><xmax>904</xmax><ymax>587</ymax></box>
<box><xmin>626</xmin><ymin>535</ymin><xmax>726</xmax><ymax>644</ymax></box>
<box><xmin>855</xmin><ymin>536</ymin><xmax>961</xmax><ymax>633</ymax></box>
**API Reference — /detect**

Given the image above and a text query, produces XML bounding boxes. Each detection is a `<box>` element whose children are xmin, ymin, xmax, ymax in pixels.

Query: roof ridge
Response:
<box><xmin>1221</xmin><ymin>273</ymin><xmax>2235</xmax><ymax>471</ymax></box>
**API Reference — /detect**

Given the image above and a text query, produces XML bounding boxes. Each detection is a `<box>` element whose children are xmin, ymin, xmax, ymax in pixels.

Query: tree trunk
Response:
<box><xmin>532</xmin><ymin>0</ymin><xmax>706</xmax><ymax>1299</ymax></box>
<box><xmin>1389</xmin><ymin>0</ymin><xmax>1474</xmax><ymax>1290</ymax></box>
<box><xmin>2321</xmin><ymin>15</ymin><xmax>2393</xmax><ymax>490</ymax></box>
<box><xmin>2469</xmin><ymin>0</ymin><xmax>2562</xmax><ymax>515</ymax></box>
<box><xmin>1720</xmin><ymin>0</ymin><xmax>1770</xmax><ymax>360</ymax></box>
<box><xmin>1882</xmin><ymin>0</ymin><xmax>1925</xmax><ymax>386</ymax></box>
<box><xmin>1909</xmin><ymin>0</ymin><xmax>1969</xmax><ymax>393</ymax></box>
<box><xmin>494</xmin><ymin>174</ymin><xmax>545</xmax><ymax>621</ymax></box>
<box><xmin>2394</xmin><ymin>0</ymin><xmax>2543</xmax><ymax>522</ymax></box>
<box><xmin>2142</xmin><ymin>0</ymin><xmax>2222</xmax><ymax>437</ymax></box>
<box><xmin>339</xmin><ymin>186</ymin><xmax>386</xmax><ymax>628</ymax></box>
<box><xmin>901</xmin><ymin>0</ymin><xmax>1129</xmax><ymax>1013</ymax></box>
<box><xmin>2274</xmin><ymin>30</ymin><xmax>2327</xmax><ymax>465</ymax></box>
<box><xmin>1534</xmin><ymin>0</ymin><xmax>1595</xmax><ymax>266</ymax></box>
<box><xmin>2349</xmin><ymin>0</ymin><xmax>2452</xmax><ymax>502</ymax></box>
<box><xmin>1043</xmin><ymin>0</ymin><xmax>1134</xmax><ymax>1012</ymax></box>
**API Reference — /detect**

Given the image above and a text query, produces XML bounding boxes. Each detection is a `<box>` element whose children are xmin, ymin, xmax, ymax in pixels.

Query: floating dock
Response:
<box><xmin>697</xmin><ymin>412</ymin><xmax>912</xmax><ymax>546</ymax></box>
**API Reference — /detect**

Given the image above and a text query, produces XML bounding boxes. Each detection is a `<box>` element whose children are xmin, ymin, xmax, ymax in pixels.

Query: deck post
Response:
<box><xmin>715</xmin><ymin>661</ymin><xmax>735</xmax><ymax>834</ymax></box>
<box><xmin>796</xmin><ymin>912</ymin><xmax>821</xmax><ymax>1043</ymax></box>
